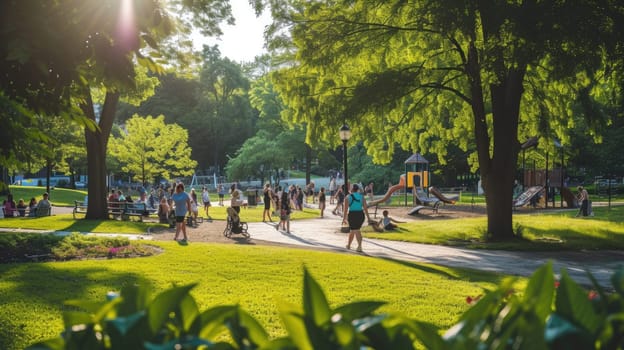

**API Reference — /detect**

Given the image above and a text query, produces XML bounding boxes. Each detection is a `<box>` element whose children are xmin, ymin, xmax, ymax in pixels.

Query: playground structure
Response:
<box><xmin>428</xmin><ymin>186</ymin><xmax>459</xmax><ymax>204</ymax></box>
<box><xmin>512</xmin><ymin>186</ymin><xmax>544</xmax><ymax>208</ymax></box>
<box><xmin>367</xmin><ymin>153</ymin><xmax>461</xmax><ymax>217</ymax></box>
<box><xmin>518</xmin><ymin>136</ymin><xmax>579</xmax><ymax>208</ymax></box>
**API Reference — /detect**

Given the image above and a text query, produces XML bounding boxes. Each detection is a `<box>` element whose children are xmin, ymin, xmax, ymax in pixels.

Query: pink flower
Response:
<box><xmin>466</xmin><ymin>294</ymin><xmax>482</xmax><ymax>305</ymax></box>
<box><xmin>588</xmin><ymin>290</ymin><xmax>599</xmax><ymax>300</ymax></box>
<box><xmin>554</xmin><ymin>281</ymin><xmax>560</xmax><ymax>288</ymax></box>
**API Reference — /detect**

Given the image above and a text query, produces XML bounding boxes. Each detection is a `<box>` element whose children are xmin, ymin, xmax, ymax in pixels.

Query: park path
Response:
<box><xmin>5</xmin><ymin>205</ymin><xmax>624</xmax><ymax>288</ymax></box>
<box><xmin>246</xmin><ymin>211</ymin><xmax>624</xmax><ymax>288</ymax></box>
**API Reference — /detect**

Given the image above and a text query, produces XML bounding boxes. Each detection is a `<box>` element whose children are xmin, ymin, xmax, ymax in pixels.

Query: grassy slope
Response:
<box><xmin>8</xmin><ymin>186</ymin><xmax>86</xmax><ymax>207</ymax></box>
<box><xmin>0</xmin><ymin>242</ymin><xmax>512</xmax><ymax>349</ymax></box>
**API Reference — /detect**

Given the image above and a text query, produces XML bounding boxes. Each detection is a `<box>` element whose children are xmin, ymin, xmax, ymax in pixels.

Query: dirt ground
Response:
<box><xmin>148</xmin><ymin>204</ymin><xmax>487</xmax><ymax>244</ymax></box>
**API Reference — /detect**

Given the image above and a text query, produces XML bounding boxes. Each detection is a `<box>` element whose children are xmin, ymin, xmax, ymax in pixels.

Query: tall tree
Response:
<box><xmin>0</xmin><ymin>0</ymin><xmax>233</xmax><ymax>219</ymax></box>
<box><xmin>267</xmin><ymin>0</ymin><xmax>624</xmax><ymax>239</ymax></box>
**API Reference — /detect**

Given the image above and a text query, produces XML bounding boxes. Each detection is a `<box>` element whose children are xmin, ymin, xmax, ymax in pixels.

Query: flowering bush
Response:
<box><xmin>0</xmin><ymin>233</ymin><xmax>158</xmax><ymax>262</ymax></box>
<box><xmin>28</xmin><ymin>263</ymin><xmax>624</xmax><ymax>349</ymax></box>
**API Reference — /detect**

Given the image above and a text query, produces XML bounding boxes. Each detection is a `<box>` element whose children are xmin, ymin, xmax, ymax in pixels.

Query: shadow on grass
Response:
<box><xmin>0</xmin><ymin>263</ymin><xmax>152</xmax><ymax>350</ymax></box>
<box><xmin>378</xmin><ymin>256</ymin><xmax>508</xmax><ymax>286</ymax></box>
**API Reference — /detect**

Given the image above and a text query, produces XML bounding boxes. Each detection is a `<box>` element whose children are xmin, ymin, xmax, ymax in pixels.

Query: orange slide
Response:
<box><xmin>368</xmin><ymin>175</ymin><xmax>406</xmax><ymax>206</ymax></box>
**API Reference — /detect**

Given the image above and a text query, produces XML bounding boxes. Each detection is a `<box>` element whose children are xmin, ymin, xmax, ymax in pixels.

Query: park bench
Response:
<box><xmin>73</xmin><ymin>200</ymin><xmax>88</xmax><ymax>219</ymax></box>
<box><xmin>73</xmin><ymin>200</ymin><xmax>157</xmax><ymax>221</ymax></box>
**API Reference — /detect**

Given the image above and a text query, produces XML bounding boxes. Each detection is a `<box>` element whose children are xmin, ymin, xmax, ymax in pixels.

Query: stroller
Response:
<box><xmin>223</xmin><ymin>207</ymin><xmax>250</xmax><ymax>238</ymax></box>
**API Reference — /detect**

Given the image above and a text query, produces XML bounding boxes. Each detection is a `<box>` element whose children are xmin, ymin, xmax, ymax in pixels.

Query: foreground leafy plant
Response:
<box><xmin>28</xmin><ymin>263</ymin><xmax>624</xmax><ymax>349</ymax></box>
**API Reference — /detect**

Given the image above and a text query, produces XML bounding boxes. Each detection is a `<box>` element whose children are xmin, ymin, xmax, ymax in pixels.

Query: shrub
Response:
<box><xmin>27</xmin><ymin>263</ymin><xmax>624</xmax><ymax>349</ymax></box>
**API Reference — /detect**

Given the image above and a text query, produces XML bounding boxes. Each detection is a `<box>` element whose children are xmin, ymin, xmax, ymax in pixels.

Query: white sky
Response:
<box><xmin>194</xmin><ymin>0</ymin><xmax>272</xmax><ymax>62</ymax></box>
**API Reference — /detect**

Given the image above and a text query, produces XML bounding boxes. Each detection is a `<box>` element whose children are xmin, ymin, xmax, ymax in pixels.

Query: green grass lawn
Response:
<box><xmin>7</xmin><ymin>186</ymin><xmax>86</xmax><ymax>207</ymax></box>
<box><xmin>0</xmin><ymin>241</ymin><xmax>514</xmax><ymax>350</ymax></box>
<box><xmin>364</xmin><ymin>205</ymin><xmax>624</xmax><ymax>250</ymax></box>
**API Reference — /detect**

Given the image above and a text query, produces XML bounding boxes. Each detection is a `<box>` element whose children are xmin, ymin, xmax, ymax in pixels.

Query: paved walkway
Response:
<box><xmin>247</xmin><ymin>212</ymin><xmax>624</xmax><ymax>288</ymax></box>
<box><xmin>5</xmin><ymin>205</ymin><xmax>623</xmax><ymax>287</ymax></box>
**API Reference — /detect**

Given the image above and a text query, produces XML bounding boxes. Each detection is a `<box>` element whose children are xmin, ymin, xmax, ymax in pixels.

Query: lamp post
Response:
<box><xmin>339</xmin><ymin>124</ymin><xmax>351</xmax><ymax>192</ymax></box>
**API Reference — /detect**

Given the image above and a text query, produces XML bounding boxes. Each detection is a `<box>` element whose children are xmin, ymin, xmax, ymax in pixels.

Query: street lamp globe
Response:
<box><xmin>339</xmin><ymin>124</ymin><xmax>351</xmax><ymax>141</ymax></box>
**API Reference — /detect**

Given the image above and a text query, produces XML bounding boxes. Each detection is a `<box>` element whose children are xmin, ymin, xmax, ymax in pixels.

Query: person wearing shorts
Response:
<box><xmin>262</xmin><ymin>183</ymin><xmax>273</xmax><ymax>222</ymax></box>
<box><xmin>343</xmin><ymin>184</ymin><xmax>370</xmax><ymax>252</ymax></box>
<box><xmin>172</xmin><ymin>183</ymin><xmax>191</xmax><ymax>242</ymax></box>
<box><xmin>202</xmin><ymin>187</ymin><xmax>212</xmax><ymax>219</ymax></box>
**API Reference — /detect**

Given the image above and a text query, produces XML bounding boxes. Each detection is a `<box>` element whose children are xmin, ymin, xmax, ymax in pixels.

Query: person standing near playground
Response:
<box><xmin>201</xmin><ymin>187</ymin><xmax>212</xmax><ymax>220</ymax></box>
<box><xmin>343</xmin><ymin>183</ymin><xmax>371</xmax><ymax>253</ymax></box>
<box><xmin>576</xmin><ymin>186</ymin><xmax>590</xmax><ymax>217</ymax></box>
<box><xmin>318</xmin><ymin>187</ymin><xmax>326</xmax><ymax>218</ymax></box>
<box><xmin>172</xmin><ymin>183</ymin><xmax>191</xmax><ymax>242</ymax></box>
<box><xmin>262</xmin><ymin>183</ymin><xmax>273</xmax><ymax>222</ymax></box>
<box><xmin>217</xmin><ymin>184</ymin><xmax>225</xmax><ymax>206</ymax></box>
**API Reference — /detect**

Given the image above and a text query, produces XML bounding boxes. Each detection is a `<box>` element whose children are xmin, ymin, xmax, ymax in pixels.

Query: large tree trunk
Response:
<box><xmin>483</xmin><ymin>70</ymin><xmax>525</xmax><ymax>240</ymax></box>
<box><xmin>467</xmin><ymin>41</ymin><xmax>526</xmax><ymax>240</ymax></box>
<box><xmin>82</xmin><ymin>91</ymin><xmax>120</xmax><ymax>220</ymax></box>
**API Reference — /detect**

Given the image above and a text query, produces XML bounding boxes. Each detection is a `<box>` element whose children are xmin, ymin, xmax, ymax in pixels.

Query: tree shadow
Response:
<box><xmin>0</xmin><ymin>263</ymin><xmax>152</xmax><ymax>349</ymax></box>
<box><xmin>377</xmin><ymin>256</ymin><xmax>509</xmax><ymax>286</ymax></box>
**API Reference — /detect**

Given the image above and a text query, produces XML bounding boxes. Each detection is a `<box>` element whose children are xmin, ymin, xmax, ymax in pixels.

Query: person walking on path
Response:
<box><xmin>343</xmin><ymin>184</ymin><xmax>371</xmax><ymax>252</ymax></box>
<box><xmin>277</xmin><ymin>190</ymin><xmax>291</xmax><ymax>233</ymax></box>
<box><xmin>328</xmin><ymin>177</ymin><xmax>337</xmax><ymax>204</ymax></box>
<box><xmin>332</xmin><ymin>185</ymin><xmax>345</xmax><ymax>216</ymax></box>
<box><xmin>262</xmin><ymin>183</ymin><xmax>273</xmax><ymax>222</ymax></box>
<box><xmin>318</xmin><ymin>187</ymin><xmax>326</xmax><ymax>218</ymax></box>
<box><xmin>201</xmin><ymin>187</ymin><xmax>212</xmax><ymax>220</ymax></box>
<box><xmin>172</xmin><ymin>183</ymin><xmax>191</xmax><ymax>242</ymax></box>
<box><xmin>230</xmin><ymin>184</ymin><xmax>246</xmax><ymax>214</ymax></box>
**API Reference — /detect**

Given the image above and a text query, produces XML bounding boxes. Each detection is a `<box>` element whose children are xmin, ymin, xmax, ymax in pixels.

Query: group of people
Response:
<box><xmin>2</xmin><ymin>192</ymin><xmax>50</xmax><ymax>218</ymax></box>
<box><xmin>154</xmin><ymin>184</ymin><xmax>217</xmax><ymax>241</ymax></box>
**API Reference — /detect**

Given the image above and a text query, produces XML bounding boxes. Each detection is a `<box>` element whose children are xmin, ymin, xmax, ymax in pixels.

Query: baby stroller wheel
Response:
<box><xmin>223</xmin><ymin>218</ymin><xmax>233</xmax><ymax>238</ymax></box>
<box><xmin>241</xmin><ymin>222</ymin><xmax>250</xmax><ymax>238</ymax></box>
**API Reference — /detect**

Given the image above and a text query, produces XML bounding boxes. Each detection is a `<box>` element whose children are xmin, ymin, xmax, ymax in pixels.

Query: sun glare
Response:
<box><xmin>116</xmin><ymin>0</ymin><xmax>138</xmax><ymax>50</ymax></box>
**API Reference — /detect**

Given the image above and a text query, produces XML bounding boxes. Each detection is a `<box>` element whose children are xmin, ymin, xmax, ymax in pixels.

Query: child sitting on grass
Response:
<box><xmin>374</xmin><ymin>210</ymin><xmax>405</xmax><ymax>232</ymax></box>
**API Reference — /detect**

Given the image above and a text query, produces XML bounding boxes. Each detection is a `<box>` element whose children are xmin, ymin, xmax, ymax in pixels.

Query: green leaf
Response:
<box><xmin>402</xmin><ymin>319</ymin><xmax>445</xmax><ymax>350</ymax></box>
<box><xmin>106</xmin><ymin>311</ymin><xmax>145</xmax><ymax>336</ymax></box>
<box><xmin>611</xmin><ymin>267</ymin><xmax>624</xmax><ymax>294</ymax></box>
<box><xmin>237</xmin><ymin>309</ymin><xmax>269</xmax><ymax>347</ymax></box>
<box><xmin>523</xmin><ymin>262</ymin><xmax>555</xmax><ymax>320</ymax></box>
<box><xmin>333</xmin><ymin>301</ymin><xmax>386</xmax><ymax>321</ymax></box>
<box><xmin>62</xmin><ymin>311</ymin><xmax>93</xmax><ymax>328</ymax></box>
<box><xmin>545</xmin><ymin>313</ymin><xmax>594</xmax><ymax>349</ymax></box>
<box><xmin>302</xmin><ymin>267</ymin><xmax>331</xmax><ymax>326</ymax></box>
<box><xmin>178</xmin><ymin>293</ymin><xmax>199</xmax><ymax>332</ymax></box>
<box><xmin>555</xmin><ymin>270</ymin><xmax>601</xmax><ymax>334</ymax></box>
<box><xmin>146</xmin><ymin>284</ymin><xmax>197</xmax><ymax>335</ymax></box>
<box><xmin>196</xmin><ymin>305</ymin><xmax>238</xmax><ymax>339</ymax></box>
<box><xmin>277</xmin><ymin>301</ymin><xmax>312</xmax><ymax>350</ymax></box>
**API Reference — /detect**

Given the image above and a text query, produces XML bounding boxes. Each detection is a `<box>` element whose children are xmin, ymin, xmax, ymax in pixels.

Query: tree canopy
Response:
<box><xmin>267</xmin><ymin>0</ymin><xmax>624</xmax><ymax>239</ymax></box>
<box><xmin>110</xmin><ymin>115</ymin><xmax>196</xmax><ymax>185</ymax></box>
